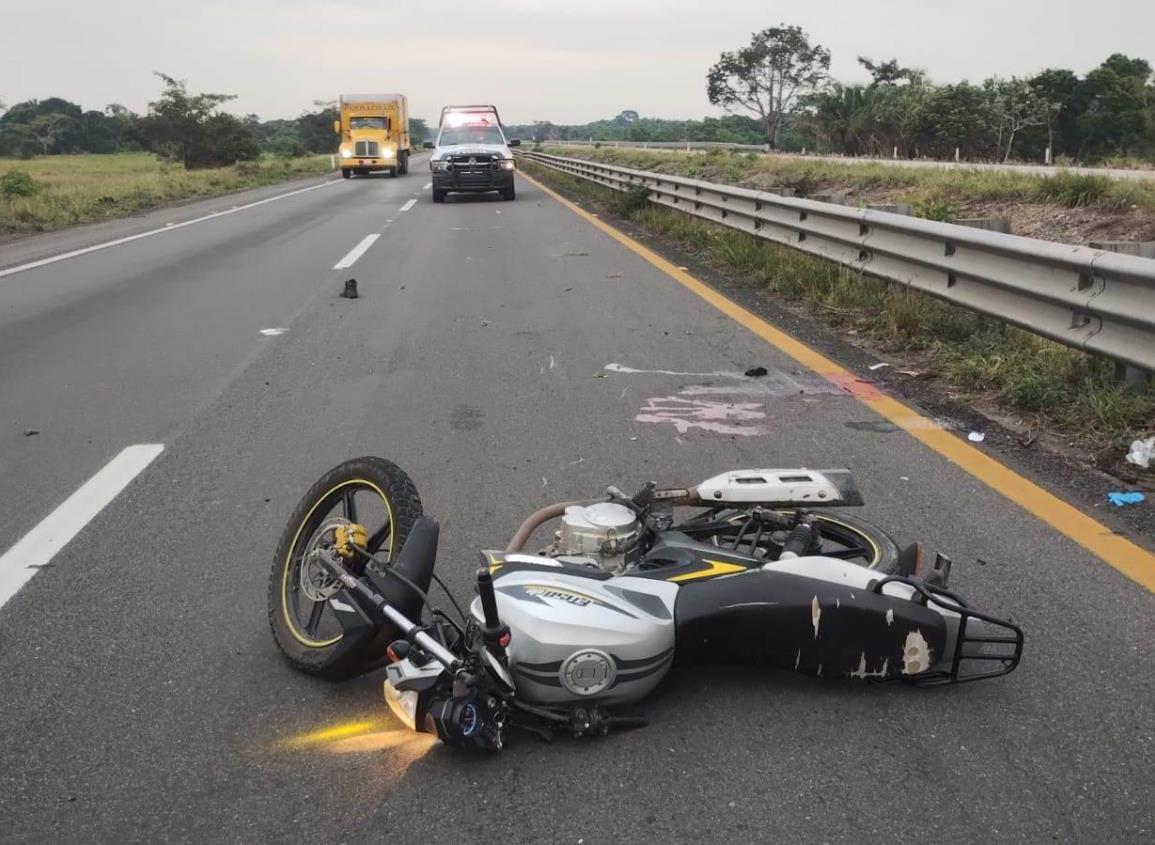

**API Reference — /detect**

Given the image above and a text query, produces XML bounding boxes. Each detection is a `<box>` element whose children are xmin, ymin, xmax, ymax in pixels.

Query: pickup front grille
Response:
<box><xmin>449</xmin><ymin>153</ymin><xmax>499</xmax><ymax>185</ymax></box>
<box><xmin>354</xmin><ymin>141</ymin><xmax>380</xmax><ymax>157</ymax></box>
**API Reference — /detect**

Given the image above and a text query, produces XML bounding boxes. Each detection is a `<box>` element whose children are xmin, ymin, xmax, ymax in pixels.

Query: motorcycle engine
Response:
<box><xmin>554</xmin><ymin>503</ymin><xmax>640</xmax><ymax>574</ymax></box>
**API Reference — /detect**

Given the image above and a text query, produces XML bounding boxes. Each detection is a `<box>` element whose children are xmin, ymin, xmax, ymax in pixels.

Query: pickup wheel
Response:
<box><xmin>432</xmin><ymin>189</ymin><xmax>447</xmax><ymax>203</ymax></box>
<box><xmin>501</xmin><ymin>185</ymin><xmax>516</xmax><ymax>201</ymax></box>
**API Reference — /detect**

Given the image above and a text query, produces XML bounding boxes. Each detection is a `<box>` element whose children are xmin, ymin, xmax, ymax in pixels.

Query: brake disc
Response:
<box><xmin>299</xmin><ymin>516</ymin><xmax>350</xmax><ymax>602</ymax></box>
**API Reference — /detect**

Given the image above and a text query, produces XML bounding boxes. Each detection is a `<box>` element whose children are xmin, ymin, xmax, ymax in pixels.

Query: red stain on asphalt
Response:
<box><xmin>828</xmin><ymin>372</ymin><xmax>884</xmax><ymax>400</ymax></box>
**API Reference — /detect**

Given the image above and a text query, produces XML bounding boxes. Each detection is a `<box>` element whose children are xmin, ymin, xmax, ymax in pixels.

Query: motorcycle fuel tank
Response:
<box><xmin>475</xmin><ymin>563</ymin><xmax>678</xmax><ymax>706</ymax></box>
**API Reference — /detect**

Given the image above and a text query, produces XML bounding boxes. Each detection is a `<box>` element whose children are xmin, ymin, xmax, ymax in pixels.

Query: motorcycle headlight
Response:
<box><xmin>340</xmin><ymin>148</ymin><xmax>353</xmax><ymax>158</ymax></box>
<box><xmin>383</xmin><ymin>680</ymin><xmax>418</xmax><ymax>731</ymax></box>
<box><xmin>499</xmin><ymin>160</ymin><xmax>516</xmax><ymax>171</ymax></box>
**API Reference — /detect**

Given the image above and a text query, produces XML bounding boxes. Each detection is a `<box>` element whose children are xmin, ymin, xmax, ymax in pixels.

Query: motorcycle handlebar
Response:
<box><xmin>475</xmin><ymin>567</ymin><xmax>502</xmax><ymax>632</ymax></box>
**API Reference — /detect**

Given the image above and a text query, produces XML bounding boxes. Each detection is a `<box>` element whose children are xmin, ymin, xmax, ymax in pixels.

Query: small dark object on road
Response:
<box><xmin>745</xmin><ymin>367</ymin><xmax>768</xmax><ymax>378</ymax></box>
<box><xmin>340</xmin><ymin>278</ymin><xmax>359</xmax><ymax>299</ymax></box>
<box><xmin>24</xmin><ymin>429</ymin><xmax>39</xmax><ymax>436</ymax></box>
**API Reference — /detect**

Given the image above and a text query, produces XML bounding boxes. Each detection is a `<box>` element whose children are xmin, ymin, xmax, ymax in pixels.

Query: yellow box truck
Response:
<box><xmin>334</xmin><ymin>94</ymin><xmax>411</xmax><ymax>178</ymax></box>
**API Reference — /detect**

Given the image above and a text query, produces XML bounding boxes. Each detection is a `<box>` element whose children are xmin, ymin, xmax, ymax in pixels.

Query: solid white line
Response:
<box><xmin>0</xmin><ymin>180</ymin><xmax>343</xmax><ymax>280</ymax></box>
<box><xmin>0</xmin><ymin>444</ymin><xmax>165</xmax><ymax>611</ymax></box>
<box><xmin>400</xmin><ymin>199</ymin><xmax>417</xmax><ymax>213</ymax></box>
<box><xmin>332</xmin><ymin>234</ymin><xmax>380</xmax><ymax>269</ymax></box>
<box><xmin>422</xmin><ymin>182</ymin><xmax>432</xmax><ymax>190</ymax></box>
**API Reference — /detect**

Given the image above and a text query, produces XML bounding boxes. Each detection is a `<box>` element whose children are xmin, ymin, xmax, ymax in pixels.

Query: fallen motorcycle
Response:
<box><xmin>268</xmin><ymin>457</ymin><xmax>1022</xmax><ymax>750</ymax></box>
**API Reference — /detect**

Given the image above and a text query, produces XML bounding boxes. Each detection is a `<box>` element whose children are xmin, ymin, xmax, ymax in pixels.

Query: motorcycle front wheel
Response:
<box><xmin>267</xmin><ymin>457</ymin><xmax>422</xmax><ymax>678</ymax></box>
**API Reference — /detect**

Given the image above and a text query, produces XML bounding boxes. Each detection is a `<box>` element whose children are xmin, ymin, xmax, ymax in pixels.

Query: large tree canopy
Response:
<box><xmin>707</xmin><ymin>25</ymin><xmax>831</xmax><ymax>148</ymax></box>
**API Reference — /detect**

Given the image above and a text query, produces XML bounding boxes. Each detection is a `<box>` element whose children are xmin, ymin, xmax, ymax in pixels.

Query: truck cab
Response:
<box><xmin>425</xmin><ymin>105</ymin><xmax>520</xmax><ymax>202</ymax></box>
<box><xmin>335</xmin><ymin>93</ymin><xmax>411</xmax><ymax>178</ymax></box>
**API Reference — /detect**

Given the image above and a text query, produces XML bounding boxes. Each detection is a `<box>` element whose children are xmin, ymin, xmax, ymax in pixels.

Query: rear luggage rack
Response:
<box><xmin>869</xmin><ymin>575</ymin><xmax>1024</xmax><ymax>685</ymax></box>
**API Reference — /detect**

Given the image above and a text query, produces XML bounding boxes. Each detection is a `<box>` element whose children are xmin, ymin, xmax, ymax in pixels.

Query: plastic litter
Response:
<box><xmin>968</xmin><ymin>432</ymin><xmax>986</xmax><ymax>443</ymax></box>
<box><xmin>868</xmin><ymin>363</ymin><xmax>890</xmax><ymax>371</ymax></box>
<box><xmin>1108</xmin><ymin>491</ymin><xmax>1146</xmax><ymax>507</ymax></box>
<box><xmin>745</xmin><ymin>367</ymin><xmax>769</xmax><ymax>378</ymax></box>
<box><xmin>1125</xmin><ymin>436</ymin><xmax>1155</xmax><ymax>469</ymax></box>
<box><xmin>24</xmin><ymin>429</ymin><xmax>39</xmax><ymax>436</ymax></box>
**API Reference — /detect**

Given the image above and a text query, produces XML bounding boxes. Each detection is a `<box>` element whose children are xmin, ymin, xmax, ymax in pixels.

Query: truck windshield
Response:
<box><xmin>438</xmin><ymin>126</ymin><xmax>505</xmax><ymax>146</ymax></box>
<box><xmin>350</xmin><ymin>117</ymin><xmax>388</xmax><ymax>130</ymax></box>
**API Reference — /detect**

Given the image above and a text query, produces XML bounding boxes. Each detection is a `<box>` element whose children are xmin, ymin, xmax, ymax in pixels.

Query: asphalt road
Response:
<box><xmin>1</xmin><ymin>163</ymin><xmax>1152</xmax><ymax>843</ymax></box>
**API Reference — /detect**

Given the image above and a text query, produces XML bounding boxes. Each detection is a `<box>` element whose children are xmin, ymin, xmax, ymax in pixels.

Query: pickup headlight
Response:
<box><xmin>498</xmin><ymin>159</ymin><xmax>515</xmax><ymax>171</ymax></box>
<box><xmin>431</xmin><ymin>160</ymin><xmax>450</xmax><ymax>172</ymax></box>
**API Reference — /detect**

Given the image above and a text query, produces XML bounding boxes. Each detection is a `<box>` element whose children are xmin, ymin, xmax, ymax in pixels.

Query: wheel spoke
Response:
<box><xmin>305</xmin><ymin>599</ymin><xmax>326</xmax><ymax>635</ymax></box>
<box><xmin>823</xmin><ymin>546</ymin><xmax>869</xmax><ymax>561</ymax></box>
<box><xmin>367</xmin><ymin>520</ymin><xmax>392</xmax><ymax>556</ymax></box>
<box><xmin>343</xmin><ymin>488</ymin><xmax>358</xmax><ymax>524</ymax></box>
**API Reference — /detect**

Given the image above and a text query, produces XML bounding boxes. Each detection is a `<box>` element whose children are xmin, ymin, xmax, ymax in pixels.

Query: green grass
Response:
<box><xmin>0</xmin><ymin>152</ymin><xmax>335</xmax><ymax>236</ymax></box>
<box><xmin>540</xmin><ymin>145</ymin><xmax>1155</xmax><ymax>217</ymax></box>
<box><xmin>524</xmin><ymin>159</ymin><xmax>1155</xmax><ymax>455</ymax></box>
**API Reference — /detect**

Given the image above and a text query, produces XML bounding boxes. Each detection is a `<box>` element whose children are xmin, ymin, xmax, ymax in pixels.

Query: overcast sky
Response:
<box><xmin>2</xmin><ymin>0</ymin><xmax>1153</xmax><ymax>125</ymax></box>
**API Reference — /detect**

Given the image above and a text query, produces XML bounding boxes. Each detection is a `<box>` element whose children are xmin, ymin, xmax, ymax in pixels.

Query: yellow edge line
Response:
<box><xmin>521</xmin><ymin>169</ymin><xmax>1155</xmax><ymax>593</ymax></box>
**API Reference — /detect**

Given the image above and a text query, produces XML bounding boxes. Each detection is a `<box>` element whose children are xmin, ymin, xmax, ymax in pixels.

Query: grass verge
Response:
<box><xmin>0</xmin><ymin>152</ymin><xmax>335</xmax><ymax>236</ymax></box>
<box><xmin>523</xmin><ymin>159</ymin><xmax>1155</xmax><ymax>461</ymax></box>
<box><xmin>540</xmin><ymin>145</ymin><xmax>1155</xmax><ymax>218</ymax></box>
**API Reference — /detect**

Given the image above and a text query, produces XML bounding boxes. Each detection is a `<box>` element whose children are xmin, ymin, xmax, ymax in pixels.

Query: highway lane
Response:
<box><xmin>0</xmin><ymin>172</ymin><xmax>1153</xmax><ymax>842</ymax></box>
<box><xmin>0</xmin><ymin>160</ymin><xmax>426</xmax><ymax>558</ymax></box>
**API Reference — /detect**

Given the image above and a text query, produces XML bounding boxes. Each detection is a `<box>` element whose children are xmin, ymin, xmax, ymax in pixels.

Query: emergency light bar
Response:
<box><xmin>439</xmin><ymin>104</ymin><xmax>503</xmax><ymax>127</ymax></box>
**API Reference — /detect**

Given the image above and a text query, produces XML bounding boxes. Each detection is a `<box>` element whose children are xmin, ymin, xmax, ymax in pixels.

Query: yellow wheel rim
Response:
<box><xmin>280</xmin><ymin>479</ymin><xmax>394</xmax><ymax>648</ymax></box>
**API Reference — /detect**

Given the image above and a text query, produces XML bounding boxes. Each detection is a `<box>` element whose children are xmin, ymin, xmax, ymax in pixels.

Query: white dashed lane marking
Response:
<box><xmin>0</xmin><ymin>444</ymin><xmax>165</xmax><ymax>610</ymax></box>
<box><xmin>332</xmin><ymin>234</ymin><xmax>380</xmax><ymax>269</ymax></box>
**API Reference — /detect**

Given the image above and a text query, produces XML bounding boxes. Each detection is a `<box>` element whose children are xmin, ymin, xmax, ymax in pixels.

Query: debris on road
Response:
<box><xmin>259</xmin><ymin>328</ymin><xmax>287</xmax><ymax>336</ymax></box>
<box><xmin>23</xmin><ymin>429</ymin><xmax>39</xmax><ymax>436</ymax></box>
<box><xmin>1108</xmin><ymin>491</ymin><xmax>1146</xmax><ymax>507</ymax></box>
<box><xmin>1125</xmin><ymin>436</ymin><xmax>1155</xmax><ymax>469</ymax></box>
<box><xmin>606</xmin><ymin>272</ymin><xmax>623</xmax><ymax>278</ymax></box>
<box><xmin>745</xmin><ymin>366</ymin><xmax>768</xmax><ymax>378</ymax></box>
<box><xmin>868</xmin><ymin>362</ymin><xmax>890</xmax><ymax>371</ymax></box>
<box><xmin>481</xmin><ymin>320</ymin><xmax>491</xmax><ymax>326</ymax></box>
<box><xmin>898</xmin><ymin>369</ymin><xmax>923</xmax><ymax>378</ymax></box>
<box><xmin>968</xmin><ymin>431</ymin><xmax>986</xmax><ymax>443</ymax></box>
<box><xmin>339</xmin><ymin>278</ymin><xmax>358</xmax><ymax>299</ymax></box>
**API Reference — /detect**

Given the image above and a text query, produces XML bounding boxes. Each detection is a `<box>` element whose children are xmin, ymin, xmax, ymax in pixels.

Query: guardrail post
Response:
<box><xmin>1114</xmin><ymin>362</ymin><xmax>1152</xmax><ymax>392</ymax></box>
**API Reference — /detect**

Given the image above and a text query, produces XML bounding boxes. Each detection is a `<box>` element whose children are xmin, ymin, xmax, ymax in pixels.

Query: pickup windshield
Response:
<box><xmin>438</xmin><ymin>126</ymin><xmax>505</xmax><ymax>146</ymax></box>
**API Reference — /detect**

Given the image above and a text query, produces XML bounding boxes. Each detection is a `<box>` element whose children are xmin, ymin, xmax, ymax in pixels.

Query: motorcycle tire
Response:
<box><xmin>704</xmin><ymin>510</ymin><xmax>900</xmax><ymax>572</ymax></box>
<box><xmin>800</xmin><ymin>511</ymin><xmax>901</xmax><ymax>574</ymax></box>
<box><xmin>268</xmin><ymin>456</ymin><xmax>423</xmax><ymax>679</ymax></box>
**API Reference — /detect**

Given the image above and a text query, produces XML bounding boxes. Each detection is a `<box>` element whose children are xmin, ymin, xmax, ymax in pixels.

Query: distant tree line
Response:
<box><xmin>505</xmin><ymin>111</ymin><xmax>768</xmax><ymax>145</ymax></box>
<box><xmin>0</xmin><ymin>75</ymin><xmax>431</xmax><ymax>168</ymax></box>
<box><xmin>706</xmin><ymin>25</ymin><xmax>1155</xmax><ymax>162</ymax></box>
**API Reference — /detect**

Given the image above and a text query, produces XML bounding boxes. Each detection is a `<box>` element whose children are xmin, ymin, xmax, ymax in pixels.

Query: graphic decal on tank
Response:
<box><xmin>496</xmin><ymin>584</ymin><xmax>637</xmax><ymax>618</ymax></box>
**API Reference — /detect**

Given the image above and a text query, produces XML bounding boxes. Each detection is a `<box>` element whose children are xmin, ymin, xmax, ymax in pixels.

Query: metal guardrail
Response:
<box><xmin>519</xmin><ymin>151</ymin><xmax>1155</xmax><ymax>374</ymax></box>
<box><xmin>537</xmin><ymin>141</ymin><xmax>1155</xmax><ymax>183</ymax></box>
<box><xmin>545</xmin><ymin>139</ymin><xmax>769</xmax><ymax>152</ymax></box>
